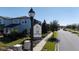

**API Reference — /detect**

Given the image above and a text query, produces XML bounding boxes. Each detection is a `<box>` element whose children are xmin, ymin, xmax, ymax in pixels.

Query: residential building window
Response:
<box><xmin>22</xmin><ymin>21</ymin><xmax>24</xmax><ymax>23</ymax></box>
<box><xmin>25</xmin><ymin>21</ymin><xmax>27</xmax><ymax>23</ymax></box>
<box><xmin>0</xmin><ymin>20</ymin><xmax>1</xmax><ymax>24</ymax></box>
<box><xmin>0</xmin><ymin>22</ymin><xmax>1</xmax><ymax>24</ymax></box>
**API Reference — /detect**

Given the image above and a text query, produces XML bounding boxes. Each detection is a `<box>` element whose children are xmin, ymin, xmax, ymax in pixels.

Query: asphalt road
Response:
<box><xmin>58</xmin><ymin>29</ymin><xmax>79</xmax><ymax>51</ymax></box>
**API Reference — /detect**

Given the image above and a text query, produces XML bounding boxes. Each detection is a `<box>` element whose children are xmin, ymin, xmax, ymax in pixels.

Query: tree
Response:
<box><xmin>77</xmin><ymin>24</ymin><xmax>79</xmax><ymax>30</ymax></box>
<box><xmin>42</xmin><ymin>20</ymin><xmax>48</xmax><ymax>34</ymax></box>
<box><xmin>71</xmin><ymin>24</ymin><xmax>77</xmax><ymax>30</ymax></box>
<box><xmin>50</xmin><ymin>20</ymin><xmax>59</xmax><ymax>32</ymax></box>
<box><xmin>66</xmin><ymin>25</ymin><xmax>72</xmax><ymax>28</ymax></box>
<box><xmin>66</xmin><ymin>24</ymin><xmax>77</xmax><ymax>30</ymax></box>
<box><xmin>46</xmin><ymin>24</ymin><xmax>50</xmax><ymax>31</ymax></box>
<box><xmin>0</xmin><ymin>24</ymin><xmax>4</xmax><ymax>34</ymax></box>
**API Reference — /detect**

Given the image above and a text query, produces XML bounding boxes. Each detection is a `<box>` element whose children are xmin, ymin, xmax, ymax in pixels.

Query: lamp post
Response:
<box><xmin>28</xmin><ymin>8</ymin><xmax>35</xmax><ymax>51</ymax></box>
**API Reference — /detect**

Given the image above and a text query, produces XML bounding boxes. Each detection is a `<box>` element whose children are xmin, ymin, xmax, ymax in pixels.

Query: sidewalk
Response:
<box><xmin>33</xmin><ymin>32</ymin><xmax>53</xmax><ymax>51</ymax></box>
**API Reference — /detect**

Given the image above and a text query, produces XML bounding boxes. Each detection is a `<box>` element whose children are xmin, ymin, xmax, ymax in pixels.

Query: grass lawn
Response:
<box><xmin>42</xmin><ymin>31</ymin><xmax>58</xmax><ymax>51</ymax></box>
<box><xmin>53</xmin><ymin>31</ymin><xmax>58</xmax><ymax>38</ymax></box>
<box><xmin>42</xmin><ymin>41</ymin><xmax>55</xmax><ymax>51</ymax></box>
<box><xmin>0</xmin><ymin>36</ymin><xmax>30</xmax><ymax>47</ymax></box>
<box><xmin>65</xmin><ymin>29</ymin><xmax>79</xmax><ymax>36</ymax></box>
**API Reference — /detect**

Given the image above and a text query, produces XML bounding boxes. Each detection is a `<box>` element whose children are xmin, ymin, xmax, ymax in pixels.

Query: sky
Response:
<box><xmin>0</xmin><ymin>7</ymin><xmax>79</xmax><ymax>26</ymax></box>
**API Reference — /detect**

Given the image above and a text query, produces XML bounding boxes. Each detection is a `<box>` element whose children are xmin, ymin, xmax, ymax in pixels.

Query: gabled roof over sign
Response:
<box><xmin>34</xmin><ymin>19</ymin><xmax>41</xmax><ymax>25</ymax></box>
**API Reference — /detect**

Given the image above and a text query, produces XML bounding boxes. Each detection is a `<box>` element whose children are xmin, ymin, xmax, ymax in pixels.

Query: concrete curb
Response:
<box><xmin>55</xmin><ymin>43</ymin><xmax>59</xmax><ymax>51</ymax></box>
<box><xmin>33</xmin><ymin>32</ymin><xmax>53</xmax><ymax>51</ymax></box>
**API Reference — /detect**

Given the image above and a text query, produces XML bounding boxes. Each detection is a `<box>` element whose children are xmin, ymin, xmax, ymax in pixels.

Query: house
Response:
<box><xmin>0</xmin><ymin>16</ymin><xmax>31</xmax><ymax>34</ymax></box>
<box><xmin>0</xmin><ymin>16</ymin><xmax>41</xmax><ymax>35</ymax></box>
<box><xmin>0</xmin><ymin>16</ymin><xmax>12</xmax><ymax>34</ymax></box>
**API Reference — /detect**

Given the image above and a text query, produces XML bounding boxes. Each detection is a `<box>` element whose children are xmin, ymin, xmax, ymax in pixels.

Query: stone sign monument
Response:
<box><xmin>33</xmin><ymin>24</ymin><xmax>42</xmax><ymax>38</ymax></box>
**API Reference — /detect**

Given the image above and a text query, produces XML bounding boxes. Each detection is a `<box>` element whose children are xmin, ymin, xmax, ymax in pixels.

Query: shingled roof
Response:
<box><xmin>0</xmin><ymin>16</ymin><xmax>11</xmax><ymax>20</ymax></box>
<box><xmin>11</xmin><ymin>16</ymin><xmax>29</xmax><ymax>19</ymax></box>
<box><xmin>0</xmin><ymin>16</ymin><xmax>29</xmax><ymax>20</ymax></box>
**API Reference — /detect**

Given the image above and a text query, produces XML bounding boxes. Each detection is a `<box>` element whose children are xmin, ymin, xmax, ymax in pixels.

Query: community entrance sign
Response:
<box><xmin>33</xmin><ymin>24</ymin><xmax>42</xmax><ymax>38</ymax></box>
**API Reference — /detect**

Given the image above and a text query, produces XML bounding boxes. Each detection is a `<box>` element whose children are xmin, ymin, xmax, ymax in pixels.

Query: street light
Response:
<box><xmin>28</xmin><ymin>8</ymin><xmax>35</xmax><ymax>51</ymax></box>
